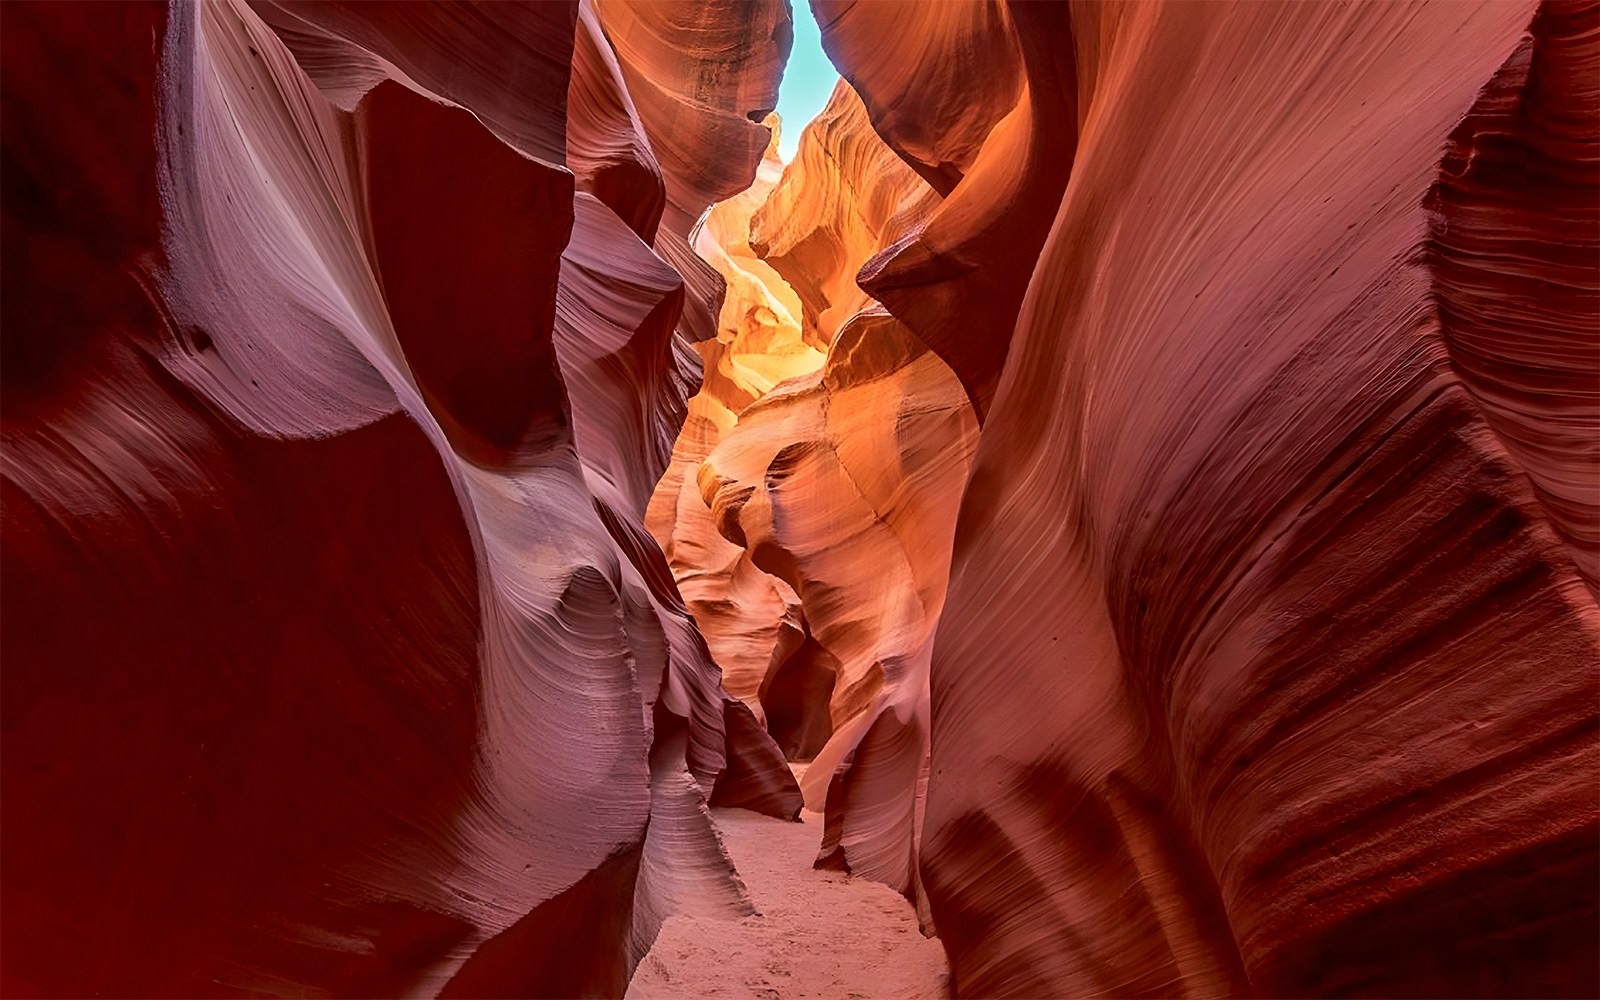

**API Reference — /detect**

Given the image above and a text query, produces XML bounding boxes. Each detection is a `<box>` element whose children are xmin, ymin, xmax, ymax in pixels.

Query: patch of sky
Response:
<box><xmin>772</xmin><ymin>2</ymin><xmax>840</xmax><ymax>161</ymax></box>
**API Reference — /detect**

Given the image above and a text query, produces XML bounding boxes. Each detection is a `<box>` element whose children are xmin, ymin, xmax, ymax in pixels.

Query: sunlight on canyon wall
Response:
<box><xmin>3</xmin><ymin>1</ymin><xmax>1596</xmax><ymax>997</ymax></box>
<box><xmin>653</xmin><ymin>2</ymin><xmax>1599</xmax><ymax>998</ymax></box>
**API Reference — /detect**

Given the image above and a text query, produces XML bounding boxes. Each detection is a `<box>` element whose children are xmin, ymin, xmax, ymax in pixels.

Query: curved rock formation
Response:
<box><xmin>848</xmin><ymin>2</ymin><xmax>1599</xmax><ymax>997</ymax></box>
<box><xmin>818</xmin><ymin>0</ymin><xmax>1076</xmax><ymax>418</ymax></box>
<box><xmin>811</xmin><ymin>0</ymin><xmax>1021</xmax><ymax>197</ymax></box>
<box><xmin>1428</xmin><ymin>0</ymin><xmax>1600</xmax><ymax>598</ymax></box>
<box><xmin>593</xmin><ymin>0</ymin><xmax>795</xmax><ymax>390</ymax></box>
<box><xmin>568</xmin><ymin>1</ymin><xmax>666</xmax><ymax>240</ymax></box>
<box><xmin>2</xmin><ymin>1</ymin><xmax>797</xmax><ymax>996</ymax></box>
<box><xmin>249</xmin><ymin>1</ymin><xmax>577</xmax><ymax>164</ymax></box>
<box><xmin>6</xmin><ymin>0</ymin><xmax>1596</xmax><ymax>997</ymax></box>
<box><xmin>750</xmin><ymin>80</ymin><xmax>936</xmax><ymax>350</ymax></box>
<box><xmin>594</xmin><ymin>0</ymin><xmax>791</xmax><ymax>237</ymax></box>
<box><xmin>651</xmin><ymin>76</ymin><xmax>972</xmax><ymax>925</ymax></box>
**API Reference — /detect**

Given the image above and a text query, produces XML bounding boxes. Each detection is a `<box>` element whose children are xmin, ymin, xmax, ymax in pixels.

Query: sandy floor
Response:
<box><xmin>626</xmin><ymin>806</ymin><xmax>950</xmax><ymax>1000</ymax></box>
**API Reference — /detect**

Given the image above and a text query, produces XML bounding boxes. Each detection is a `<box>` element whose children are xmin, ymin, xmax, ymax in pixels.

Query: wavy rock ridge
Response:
<box><xmin>651</xmin><ymin>79</ymin><xmax>981</xmax><ymax>926</ymax></box>
<box><xmin>4</xmin><ymin>1</ymin><xmax>1597</xmax><ymax>998</ymax></box>
<box><xmin>4</xmin><ymin>1</ymin><xmax>798</xmax><ymax>996</ymax></box>
<box><xmin>658</xmin><ymin>0</ymin><xmax>1599</xmax><ymax>997</ymax></box>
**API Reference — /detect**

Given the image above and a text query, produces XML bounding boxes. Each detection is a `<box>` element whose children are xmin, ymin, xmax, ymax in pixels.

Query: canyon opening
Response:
<box><xmin>2</xmin><ymin>2</ymin><xmax>1596</xmax><ymax>1000</ymax></box>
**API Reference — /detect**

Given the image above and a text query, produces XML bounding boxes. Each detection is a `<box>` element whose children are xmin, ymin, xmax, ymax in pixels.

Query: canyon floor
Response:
<box><xmin>627</xmin><ymin>805</ymin><xmax>950</xmax><ymax>1000</ymax></box>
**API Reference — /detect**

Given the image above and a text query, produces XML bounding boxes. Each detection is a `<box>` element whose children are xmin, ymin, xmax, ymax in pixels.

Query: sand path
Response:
<box><xmin>626</xmin><ymin>806</ymin><xmax>950</xmax><ymax>1000</ymax></box>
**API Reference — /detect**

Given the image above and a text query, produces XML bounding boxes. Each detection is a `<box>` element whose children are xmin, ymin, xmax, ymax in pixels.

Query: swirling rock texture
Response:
<box><xmin>648</xmin><ymin>79</ymin><xmax>980</xmax><ymax>923</ymax></box>
<box><xmin>6</xmin><ymin>0</ymin><xmax>1598</xmax><ymax>997</ymax></box>
<box><xmin>645</xmin><ymin>124</ymin><xmax>819</xmax><ymax>727</ymax></box>
<box><xmin>2</xmin><ymin>1</ymin><xmax>799</xmax><ymax>997</ymax></box>
<box><xmin>658</xmin><ymin>0</ymin><xmax>1598</xmax><ymax>996</ymax></box>
<box><xmin>806</xmin><ymin>0</ymin><xmax>1600</xmax><ymax>997</ymax></box>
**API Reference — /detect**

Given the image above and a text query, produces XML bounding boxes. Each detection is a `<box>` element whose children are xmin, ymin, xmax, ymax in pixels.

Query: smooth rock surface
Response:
<box><xmin>2</xmin><ymin>2</ymin><xmax>798</xmax><ymax>996</ymax></box>
<box><xmin>5</xmin><ymin>1</ymin><xmax>1595</xmax><ymax>997</ymax></box>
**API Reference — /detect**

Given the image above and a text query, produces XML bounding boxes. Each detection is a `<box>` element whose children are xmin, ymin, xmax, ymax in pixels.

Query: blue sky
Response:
<box><xmin>773</xmin><ymin>2</ymin><xmax>840</xmax><ymax>161</ymax></box>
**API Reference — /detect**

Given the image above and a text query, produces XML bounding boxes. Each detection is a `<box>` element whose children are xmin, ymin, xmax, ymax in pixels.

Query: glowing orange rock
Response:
<box><xmin>749</xmin><ymin>81</ymin><xmax>937</xmax><ymax>350</ymax></box>
<box><xmin>650</xmin><ymin>70</ymin><xmax>971</xmax><ymax>924</ymax></box>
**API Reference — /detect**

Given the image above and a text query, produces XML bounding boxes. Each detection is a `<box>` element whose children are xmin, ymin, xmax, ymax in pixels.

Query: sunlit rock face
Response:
<box><xmin>648</xmin><ymin>84</ymin><xmax>979</xmax><ymax>921</ymax></box>
<box><xmin>1</xmin><ymin>1</ymin><xmax>798</xmax><ymax>996</ymax></box>
<box><xmin>803</xmin><ymin>0</ymin><xmax>1598</xmax><ymax>997</ymax></box>
<box><xmin>646</xmin><ymin>126</ymin><xmax>818</xmax><ymax>725</ymax></box>
<box><xmin>694</xmin><ymin>308</ymin><xmax>976</xmax><ymax>906</ymax></box>
<box><xmin>748</xmin><ymin>81</ymin><xmax>938</xmax><ymax>352</ymax></box>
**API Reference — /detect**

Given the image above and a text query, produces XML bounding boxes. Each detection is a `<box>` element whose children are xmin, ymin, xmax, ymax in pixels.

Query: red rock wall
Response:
<box><xmin>647</xmin><ymin>8</ymin><xmax>1597</xmax><ymax>995</ymax></box>
<box><xmin>804</xmin><ymin>1</ymin><xmax>1600</xmax><ymax>996</ymax></box>
<box><xmin>2</xmin><ymin>1</ymin><xmax>798</xmax><ymax>996</ymax></box>
<box><xmin>6</xmin><ymin>0</ymin><xmax>1596</xmax><ymax>996</ymax></box>
<box><xmin>1428</xmin><ymin>0</ymin><xmax>1600</xmax><ymax>600</ymax></box>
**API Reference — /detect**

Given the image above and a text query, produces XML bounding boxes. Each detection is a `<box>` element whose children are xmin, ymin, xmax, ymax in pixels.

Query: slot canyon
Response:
<box><xmin>2</xmin><ymin>0</ymin><xmax>1597</xmax><ymax>997</ymax></box>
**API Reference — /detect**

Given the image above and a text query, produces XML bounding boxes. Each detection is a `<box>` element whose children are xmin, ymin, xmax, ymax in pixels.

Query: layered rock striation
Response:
<box><xmin>809</xmin><ymin>1</ymin><xmax>1600</xmax><ymax>996</ymax></box>
<box><xmin>658</xmin><ymin>0</ymin><xmax>1597</xmax><ymax>996</ymax></box>
<box><xmin>4</xmin><ymin>1</ymin><xmax>1597</xmax><ymax>998</ymax></box>
<box><xmin>3</xmin><ymin>2</ymin><xmax>797</xmax><ymax>996</ymax></box>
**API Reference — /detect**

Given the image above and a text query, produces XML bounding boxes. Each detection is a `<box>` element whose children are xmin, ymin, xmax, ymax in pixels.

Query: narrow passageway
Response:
<box><xmin>636</xmin><ymin>9</ymin><xmax>970</xmax><ymax>996</ymax></box>
<box><xmin>628</xmin><ymin>10</ymin><xmax>960</xmax><ymax>999</ymax></box>
<box><xmin>7</xmin><ymin>1</ymin><xmax>1592</xmax><ymax>997</ymax></box>
<box><xmin>627</xmin><ymin>804</ymin><xmax>950</xmax><ymax>1000</ymax></box>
